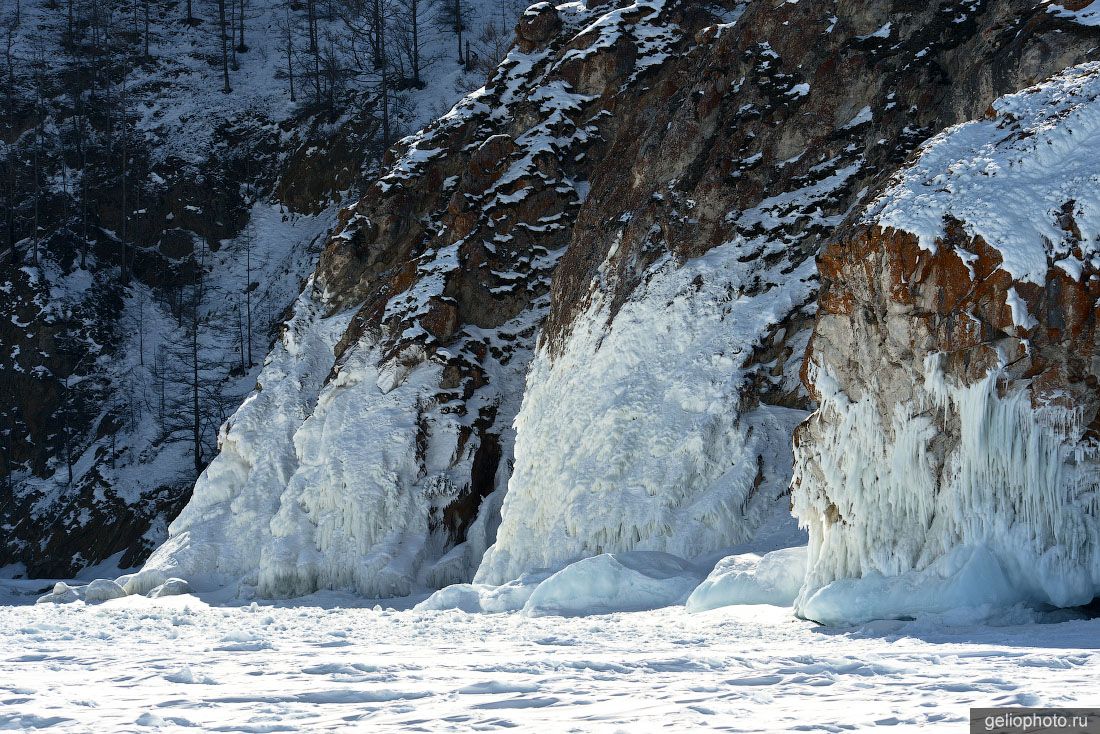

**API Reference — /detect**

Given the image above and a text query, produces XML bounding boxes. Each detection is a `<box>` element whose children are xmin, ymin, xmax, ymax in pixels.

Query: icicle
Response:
<box><xmin>792</xmin><ymin>356</ymin><xmax>1100</xmax><ymax>619</ymax></box>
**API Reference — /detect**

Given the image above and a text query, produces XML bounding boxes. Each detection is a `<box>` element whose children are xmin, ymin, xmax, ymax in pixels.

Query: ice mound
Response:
<box><xmin>36</xmin><ymin>582</ymin><xmax>81</xmax><ymax>605</ymax></box>
<box><xmin>686</xmin><ymin>546</ymin><xmax>807</xmax><ymax>612</ymax></box>
<box><xmin>522</xmin><ymin>552</ymin><xmax>704</xmax><ymax>617</ymax></box>
<box><xmin>84</xmin><ymin>579</ymin><xmax>127</xmax><ymax>603</ymax></box>
<box><xmin>798</xmin><ymin>545</ymin><xmax>1021</xmax><ymax>626</ymax></box>
<box><xmin>414</xmin><ymin>572</ymin><xmax>553</xmax><ymax>614</ymax></box>
<box><xmin>149</xmin><ymin>579</ymin><xmax>193</xmax><ymax>599</ymax></box>
<box><xmin>420</xmin><ymin>552</ymin><xmax>705</xmax><ymax>617</ymax></box>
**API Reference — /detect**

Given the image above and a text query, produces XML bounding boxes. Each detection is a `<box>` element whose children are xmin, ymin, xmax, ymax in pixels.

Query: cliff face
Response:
<box><xmin>793</xmin><ymin>61</ymin><xmax>1100</xmax><ymax>623</ymax></box>
<box><xmin>119</xmin><ymin>0</ymin><xmax>1100</xmax><ymax>605</ymax></box>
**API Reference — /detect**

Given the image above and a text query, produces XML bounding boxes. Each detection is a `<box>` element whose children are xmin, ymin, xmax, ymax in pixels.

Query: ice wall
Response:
<box><xmin>793</xmin><ymin>358</ymin><xmax>1100</xmax><ymax>622</ymax></box>
<box><xmin>120</xmin><ymin>284</ymin><xmax>514</xmax><ymax>598</ymax></box>
<box><xmin>476</xmin><ymin>242</ymin><xmax>809</xmax><ymax>585</ymax></box>
<box><xmin>119</xmin><ymin>286</ymin><xmax>355</xmax><ymax>595</ymax></box>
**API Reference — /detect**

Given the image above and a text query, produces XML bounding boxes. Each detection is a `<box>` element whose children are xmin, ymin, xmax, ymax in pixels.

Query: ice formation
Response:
<box><xmin>117</xmin><ymin>288</ymin><xmax>357</xmax><ymax>597</ymax></box>
<box><xmin>522</xmin><ymin>552</ymin><xmax>703</xmax><ymax>617</ymax></box>
<box><xmin>420</xmin><ymin>552</ymin><xmax>705</xmax><ymax>617</ymax></box>
<box><xmin>476</xmin><ymin>241</ymin><xmax>810</xmax><ymax>585</ymax></box>
<box><xmin>799</xmin><ymin>545</ymin><xmax>1019</xmax><ymax>626</ymax></box>
<box><xmin>118</xmin><ymin>276</ymin><xmax>529</xmax><ymax>599</ymax></box>
<box><xmin>83</xmin><ymin>579</ymin><xmax>127</xmax><ymax>603</ymax></box>
<box><xmin>793</xmin><ymin>358</ymin><xmax>1100</xmax><ymax>622</ymax></box>
<box><xmin>686</xmin><ymin>546</ymin><xmax>807</xmax><ymax>612</ymax></box>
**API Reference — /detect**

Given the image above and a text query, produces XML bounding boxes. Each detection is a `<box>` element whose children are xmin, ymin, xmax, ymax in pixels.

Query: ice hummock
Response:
<box><xmin>686</xmin><ymin>546</ymin><xmax>807</xmax><ymax>612</ymax></box>
<box><xmin>523</xmin><ymin>552</ymin><xmax>704</xmax><ymax>617</ymax></box>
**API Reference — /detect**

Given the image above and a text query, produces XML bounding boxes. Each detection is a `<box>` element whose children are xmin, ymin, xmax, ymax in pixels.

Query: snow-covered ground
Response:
<box><xmin>0</xmin><ymin>583</ymin><xmax>1097</xmax><ymax>732</ymax></box>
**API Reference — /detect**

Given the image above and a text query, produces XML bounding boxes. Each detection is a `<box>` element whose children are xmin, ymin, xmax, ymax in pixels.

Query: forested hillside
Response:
<box><xmin>0</xmin><ymin>0</ymin><xmax>518</xmax><ymax>576</ymax></box>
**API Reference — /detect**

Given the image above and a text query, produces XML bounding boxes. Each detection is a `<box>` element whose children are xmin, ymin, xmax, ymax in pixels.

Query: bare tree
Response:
<box><xmin>216</xmin><ymin>0</ymin><xmax>231</xmax><ymax>92</ymax></box>
<box><xmin>2</xmin><ymin>16</ymin><xmax>19</xmax><ymax>265</ymax></box>
<box><xmin>275</xmin><ymin>2</ymin><xmax>297</xmax><ymax>102</ymax></box>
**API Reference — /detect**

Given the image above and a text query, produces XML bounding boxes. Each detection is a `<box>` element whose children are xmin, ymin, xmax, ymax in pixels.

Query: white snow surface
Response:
<box><xmin>867</xmin><ymin>62</ymin><xmax>1100</xmax><ymax>285</ymax></box>
<box><xmin>476</xmin><ymin>240</ymin><xmax>811</xmax><ymax>585</ymax></box>
<box><xmin>2</xmin><ymin>583</ymin><xmax>1099</xmax><ymax>732</ymax></box>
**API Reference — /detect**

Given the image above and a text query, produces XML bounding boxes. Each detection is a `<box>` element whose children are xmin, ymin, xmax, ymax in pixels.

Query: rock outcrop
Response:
<box><xmin>793</xmin><ymin>61</ymin><xmax>1100</xmax><ymax>623</ymax></box>
<box><xmin>125</xmin><ymin>0</ymin><xmax>1100</xmax><ymax>604</ymax></box>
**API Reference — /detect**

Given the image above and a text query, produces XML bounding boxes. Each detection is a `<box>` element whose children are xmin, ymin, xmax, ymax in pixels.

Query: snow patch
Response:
<box><xmin>1046</xmin><ymin>0</ymin><xmax>1100</xmax><ymax>26</ymax></box>
<box><xmin>868</xmin><ymin>63</ymin><xmax>1100</xmax><ymax>285</ymax></box>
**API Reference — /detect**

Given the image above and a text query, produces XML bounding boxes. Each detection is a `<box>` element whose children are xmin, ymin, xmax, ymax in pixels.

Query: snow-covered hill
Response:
<box><xmin>1</xmin><ymin>0</ymin><xmax>511</xmax><ymax>576</ymax></box>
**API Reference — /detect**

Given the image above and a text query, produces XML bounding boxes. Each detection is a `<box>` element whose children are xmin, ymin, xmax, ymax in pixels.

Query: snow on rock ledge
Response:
<box><xmin>476</xmin><ymin>241</ymin><xmax>809</xmax><ymax>585</ymax></box>
<box><xmin>793</xmin><ymin>64</ymin><xmax>1100</xmax><ymax>623</ymax></box>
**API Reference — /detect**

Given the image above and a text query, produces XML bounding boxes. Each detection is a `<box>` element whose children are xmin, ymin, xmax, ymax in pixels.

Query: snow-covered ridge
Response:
<box><xmin>1045</xmin><ymin>0</ymin><xmax>1100</xmax><ymax>27</ymax></box>
<box><xmin>867</xmin><ymin>62</ymin><xmax>1100</xmax><ymax>287</ymax></box>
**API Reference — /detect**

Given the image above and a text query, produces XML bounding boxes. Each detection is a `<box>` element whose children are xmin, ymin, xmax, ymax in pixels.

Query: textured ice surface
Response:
<box><xmin>686</xmin><ymin>546</ymin><xmax>807</xmax><ymax>612</ymax></box>
<box><xmin>83</xmin><ymin>579</ymin><xmax>127</xmax><ymax>603</ymax></box>
<box><xmin>413</xmin><ymin>572</ymin><xmax>553</xmax><ymax>614</ymax></box>
<box><xmin>2</xmin><ymin>584</ymin><xmax>1099</xmax><ymax>732</ymax></box>
<box><xmin>477</xmin><ymin>241</ymin><xmax>809</xmax><ymax>585</ymax></box>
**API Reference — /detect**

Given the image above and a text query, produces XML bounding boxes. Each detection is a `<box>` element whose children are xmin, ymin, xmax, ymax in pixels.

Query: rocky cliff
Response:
<box><xmin>111</xmin><ymin>0</ymin><xmax>1100</xmax><ymax>612</ymax></box>
<box><xmin>793</xmin><ymin>59</ymin><xmax>1100</xmax><ymax>624</ymax></box>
